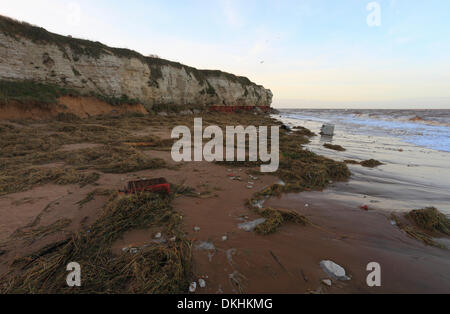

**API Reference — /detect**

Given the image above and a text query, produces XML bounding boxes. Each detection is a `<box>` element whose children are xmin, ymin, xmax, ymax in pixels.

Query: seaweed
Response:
<box><xmin>1</xmin><ymin>192</ymin><xmax>192</xmax><ymax>294</ymax></box>
<box><xmin>254</xmin><ymin>207</ymin><xmax>309</xmax><ymax>235</ymax></box>
<box><xmin>323</xmin><ymin>143</ymin><xmax>346</xmax><ymax>151</ymax></box>
<box><xmin>361</xmin><ymin>159</ymin><xmax>383</xmax><ymax>168</ymax></box>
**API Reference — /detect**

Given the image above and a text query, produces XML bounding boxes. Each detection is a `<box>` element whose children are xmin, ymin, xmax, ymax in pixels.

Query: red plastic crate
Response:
<box><xmin>125</xmin><ymin>178</ymin><xmax>170</xmax><ymax>195</ymax></box>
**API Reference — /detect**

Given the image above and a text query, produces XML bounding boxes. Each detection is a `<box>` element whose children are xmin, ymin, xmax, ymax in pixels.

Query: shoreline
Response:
<box><xmin>0</xmin><ymin>112</ymin><xmax>449</xmax><ymax>293</ymax></box>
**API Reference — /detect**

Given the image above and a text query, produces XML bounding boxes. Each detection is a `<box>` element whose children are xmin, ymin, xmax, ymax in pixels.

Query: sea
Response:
<box><xmin>276</xmin><ymin>109</ymin><xmax>450</xmax><ymax>215</ymax></box>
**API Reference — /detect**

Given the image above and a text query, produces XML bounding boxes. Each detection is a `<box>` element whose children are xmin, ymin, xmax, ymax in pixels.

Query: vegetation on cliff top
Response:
<box><xmin>0</xmin><ymin>80</ymin><xmax>141</xmax><ymax>107</ymax></box>
<box><xmin>0</xmin><ymin>80</ymin><xmax>79</xmax><ymax>108</ymax></box>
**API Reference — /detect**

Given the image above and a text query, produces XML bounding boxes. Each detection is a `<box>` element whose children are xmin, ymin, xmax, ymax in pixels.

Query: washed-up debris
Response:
<box><xmin>322</xmin><ymin>279</ymin><xmax>332</xmax><ymax>287</ymax></box>
<box><xmin>228</xmin><ymin>271</ymin><xmax>247</xmax><ymax>294</ymax></box>
<box><xmin>320</xmin><ymin>260</ymin><xmax>350</xmax><ymax>281</ymax></box>
<box><xmin>0</xmin><ymin>250</ymin><xmax>6</xmax><ymax>256</ymax></box>
<box><xmin>361</xmin><ymin>159</ymin><xmax>383</xmax><ymax>168</ymax></box>
<box><xmin>226</xmin><ymin>249</ymin><xmax>237</xmax><ymax>266</ymax></box>
<box><xmin>254</xmin><ymin>208</ymin><xmax>310</xmax><ymax>235</ymax></box>
<box><xmin>208</xmin><ymin>252</ymin><xmax>214</xmax><ymax>262</ymax></box>
<box><xmin>198</xmin><ymin>279</ymin><xmax>206</xmax><ymax>288</ymax></box>
<box><xmin>189</xmin><ymin>282</ymin><xmax>197</xmax><ymax>293</ymax></box>
<box><xmin>270</xmin><ymin>250</ymin><xmax>287</xmax><ymax>272</ymax></box>
<box><xmin>305</xmin><ymin>204</ymin><xmax>309</xmax><ymax>208</ymax></box>
<box><xmin>249</xmin><ymin>175</ymin><xmax>259</xmax><ymax>180</ymax></box>
<box><xmin>360</xmin><ymin>205</ymin><xmax>369</xmax><ymax>211</ymax></box>
<box><xmin>194</xmin><ymin>226</ymin><xmax>201</xmax><ymax>232</ymax></box>
<box><xmin>222</xmin><ymin>235</ymin><xmax>228</xmax><ymax>241</ymax></box>
<box><xmin>122</xmin><ymin>247</ymin><xmax>139</xmax><ymax>254</ymax></box>
<box><xmin>247</xmin><ymin>185</ymin><xmax>254</xmax><ymax>189</ymax></box>
<box><xmin>252</xmin><ymin>199</ymin><xmax>265</xmax><ymax>209</ymax></box>
<box><xmin>151</xmin><ymin>238</ymin><xmax>167</xmax><ymax>244</ymax></box>
<box><xmin>238</xmin><ymin>218</ymin><xmax>266</xmax><ymax>232</ymax></box>
<box><xmin>195</xmin><ymin>241</ymin><xmax>215</xmax><ymax>251</ymax></box>
<box><xmin>320</xmin><ymin>124</ymin><xmax>335</xmax><ymax>136</ymax></box>
<box><xmin>129</xmin><ymin>248</ymin><xmax>139</xmax><ymax>254</ymax></box>
<box><xmin>122</xmin><ymin>177</ymin><xmax>170</xmax><ymax>195</ymax></box>
<box><xmin>323</xmin><ymin>143</ymin><xmax>345</xmax><ymax>151</ymax></box>
<box><xmin>169</xmin><ymin>236</ymin><xmax>177</xmax><ymax>242</ymax></box>
<box><xmin>154</xmin><ymin>232</ymin><xmax>162</xmax><ymax>239</ymax></box>
<box><xmin>277</xmin><ymin>180</ymin><xmax>286</xmax><ymax>187</ymax></box>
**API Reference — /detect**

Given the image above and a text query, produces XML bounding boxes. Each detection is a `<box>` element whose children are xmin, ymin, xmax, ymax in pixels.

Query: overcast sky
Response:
<box><xmin>1</xmin><ymin>0</ymin><xmax>450</xmax><ymax>108</ymax></box>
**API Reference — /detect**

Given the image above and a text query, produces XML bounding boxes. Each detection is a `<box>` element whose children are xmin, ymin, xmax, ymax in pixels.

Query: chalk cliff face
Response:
<box><xmin>0</xmin><ymin>16</ymin><xmax>272</xmax><ymax>108</ymax></box>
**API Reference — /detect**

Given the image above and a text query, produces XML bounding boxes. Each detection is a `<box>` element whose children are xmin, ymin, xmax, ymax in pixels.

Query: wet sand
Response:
<box><xmin>0</xmin><ymin>118</ymin><xmax>449</xmax><ymax>294</ymax></box>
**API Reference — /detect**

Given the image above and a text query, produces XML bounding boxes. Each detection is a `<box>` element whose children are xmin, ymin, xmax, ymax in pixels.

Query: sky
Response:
<box><xmin>1</xmin><ymin>0</ymin><xmax>450</xmax><ymax>108</ymax></box>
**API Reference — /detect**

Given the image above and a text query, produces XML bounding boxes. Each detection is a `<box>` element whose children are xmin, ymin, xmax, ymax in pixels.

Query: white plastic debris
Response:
<box><xmin>305</xmin><ymin>204</ymin><xmax>309</xmax><ymax>208</ymax></box>
<box><xmin>198</xmin><ymin>279</ymin><xmax>206</xmax><ymax>288</ymax></box>
<box><xmin>238</xmin><ymin>218</ymin><xmax>266</xmax><ymax>232</ymax></box>
<box><xmin>252</xmin><ymin>199</ymin><xmax>265</xmax><ymax>209</ymax></box>
<box><xmin>320</xmin><ymin>260</ymin><xmax>350</xmax><ymax>281</ymax></box>
<box><xmin>322</xmin><ymin>279</ymin><xmax>332</xmax><ymax>287</ymax></box>
<box><xmin>277</xmin><ymin>180</ymin><xmax>286</xmax><ymax>186</ymax></box>
<box><xmin>320</xmin><ymin>124</ymin><xmax>335</xmax><ymax>136</ymax></box>
<box><xmin>194</xmin><ymin>226</ymin><xmax>201</xmax><ymax>232</ymax></box>
<box><xmin>189</xmin><ymin>282</ymin><xmax>197</xmax><ymax>293</ymax></box>
<box><xmin>195</xmin><ymin>241</ymin><xmax>215</xmax><ymax>251</ymax></box>
<box><xmin>154</xmin><ymin>232</ymin><xmax>162</xmax><ymax>239</ymax></box>
<box><xmin>222</xmin><ymin>235</ymin><xmax>228</xmax><ymax>241</ymax></box>
<box><xmin>169</xmin><ymin>236</ymin><xmax>177</xmax><ymax>242</ymax></box>
<box><xmin>129</xmin><ymin>248</ymin><xmax>139</xmax><ymax>254</ymax></box>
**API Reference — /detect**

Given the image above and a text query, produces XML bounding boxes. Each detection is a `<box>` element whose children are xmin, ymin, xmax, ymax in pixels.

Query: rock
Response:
<box><xmin>322</xmin><ymin>279</ymin><xmax>332</xmax><ymax>287</ymax></box>
<box><xmin>320</xmin><ymin>260</ymin><xmax>350</xmax><ymax>281</ymax></box>
<box><xmin>189</xmin><ymin>282</ymin><xmax>197</xmax><ymax>293</ymax></box>
<box><xmin>198</xmin><ymin>279</ymin><xmax>206</xmax><ymax>288</ymax></box>
<box><xmin>238</xmin><ymin>218</ymin><xmax>266</xmax><ymax>232</ymax></box>
<box><xmin>0</xmin><ymin>250</ymin><xmax>6</xmax><ymax>256</ymax></box>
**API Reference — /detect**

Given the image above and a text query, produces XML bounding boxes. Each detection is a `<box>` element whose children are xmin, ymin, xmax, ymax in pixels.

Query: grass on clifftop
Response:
<box><xmin>0</xmin><ymin>80</ymin><xmax>79</xmax><ymax>108</ymax></box>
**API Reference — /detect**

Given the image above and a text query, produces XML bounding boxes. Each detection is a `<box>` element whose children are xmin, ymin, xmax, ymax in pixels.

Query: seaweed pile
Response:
<box><xmin>391</xmin><ymin>207</ymin><xmax>450</xmax><ymax>248</ymax></box>
<box><xmin>0</xmin><ymin>192</ymin><xmax>192</xmax><ymax>293</ymax></box>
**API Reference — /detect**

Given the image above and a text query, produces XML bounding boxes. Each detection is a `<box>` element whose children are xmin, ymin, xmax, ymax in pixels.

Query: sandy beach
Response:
<box><xmin>0</xmin><ymin>111</ymin><xmax>448</xmax><ymax>294</ymax></box>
